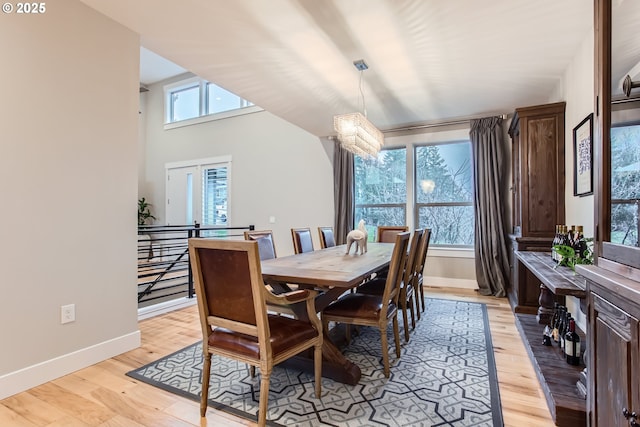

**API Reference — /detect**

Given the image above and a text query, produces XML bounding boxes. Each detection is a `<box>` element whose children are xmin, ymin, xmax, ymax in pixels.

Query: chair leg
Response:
<box><xmin>392</xmin><ymin>316</ymin><xmax>401</xmax><ymax>358</ymax></box>
<box><xmin>314</xmin><ymin>343</ymin><xmax>322</xmax><ymax>398</ymax></box>
<box><xmin>345</xmin><ymin>324</ymin><xmax>351</xmax><ymax>344</ymax></box>
<box><xmin>380</xmin><ymin>326</ymin><xmax>390</xmax><ymax>378</ymax></box>
<box><xmin>409</xmin><ymin>296</ymin><xmax>416</xmax><ymax>330</ymax></box>
<box><xmin>200</xmin><ymin>352</ymin><xmax>212</xmax><ymax>417</ymax></box>
<box><xmin>250</xmin><ymin>366</ymin><xmax>256</xmax><ymax>378</ymax></box>
<box><xmin>414</xmin><ymin>282</ymin><xmax>422</xmax><ymax>320</ymax></box>
<box><xmin>402</xmin><ymin>302</ymin><xmax>410</xmax><ymax>343</ymax></box>
<box><xmin>258</xmin><ymin>372</ymin><xmax>271</xmax><ymax>427</ymax></box>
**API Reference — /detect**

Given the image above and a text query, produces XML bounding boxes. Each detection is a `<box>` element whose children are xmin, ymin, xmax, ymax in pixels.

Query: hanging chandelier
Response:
<box><xmin>333</xmin><ymin>60</ymin><xmax>384</xmax><ymax>158</ymax></box>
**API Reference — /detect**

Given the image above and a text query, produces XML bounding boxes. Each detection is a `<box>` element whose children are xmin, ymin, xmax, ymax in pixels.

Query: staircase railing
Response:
<box><xmin>137</xmin><ymin>223</ymin><xmax>254</xmax><ymax>306</ymax></box>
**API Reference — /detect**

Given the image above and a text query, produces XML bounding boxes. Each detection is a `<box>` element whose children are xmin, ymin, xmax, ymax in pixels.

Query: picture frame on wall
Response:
<box><xmin>573</xmin><ymin>113</ymin><xmax>594</xmax><ymax>197</ymax></box>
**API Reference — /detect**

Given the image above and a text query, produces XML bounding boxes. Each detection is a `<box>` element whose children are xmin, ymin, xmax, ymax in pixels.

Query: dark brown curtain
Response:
<box><xmin>470</xmin><ymin>117</ymin><xmax>510</xmax><ymax>297</ymax></box>
<box><xmin>333</xmin><ymin>141</ymin><xmax>354</xmax><ymax>245</ymax></box>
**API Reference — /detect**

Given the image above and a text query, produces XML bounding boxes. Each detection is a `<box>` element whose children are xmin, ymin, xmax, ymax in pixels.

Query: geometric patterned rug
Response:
<box><xmin>127</xmin><ymin>298</ymin><xmax>503</xmax><ymax>426</ymax></box>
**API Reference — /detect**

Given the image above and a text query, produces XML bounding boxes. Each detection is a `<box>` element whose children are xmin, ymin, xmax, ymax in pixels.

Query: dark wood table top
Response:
<box><xmin>515</xmin><ymin>250</ymin><xmax>586</xmax><ymax>297</ymax></box>
<box><xmin>261</xmin><ymin>243</ymin><xmax>394</xmax><ymax>289</ymax></box>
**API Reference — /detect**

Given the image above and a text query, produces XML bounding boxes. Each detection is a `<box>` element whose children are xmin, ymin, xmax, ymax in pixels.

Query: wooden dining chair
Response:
<box><xmin>376</xmin><ymin>225</ymin><xmax>409</xmax><ymax>243</ymax></box>
<box><xmin>318</xmin><ymin>226</ymin><xmax>336</xmax><ymax>249</ymax></box>
<box><xmin>188</xmin><ymin>238</ymin><xmax>322</xmax><ymax>427</ymax></box>
<box><xmin>413</xmin><ymin>228</ymin><xmax>432</xmax><ymax>315</ymax></box>
<box><xmin>291</xmin><ymin>227</ymin><xmax>314</xmax><ymax>254</ymax></box>
<box><xmin>244</xmin><ymin>229</ymin><xmax>277</xmax><ymax>260</ymax></box>
<box><xmin>321</xmin><ymin>232</ymin><xmax>410</xmax><ymax>377</ymax></box>
<box><xmin>357</xmin><ymin>229</ymin><xmax>424</xmax><ymax>342</ymax></box>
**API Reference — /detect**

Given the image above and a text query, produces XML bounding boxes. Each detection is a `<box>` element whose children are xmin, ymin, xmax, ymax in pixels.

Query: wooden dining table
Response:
<box><xmin>260</xmin><ymin>243</ymin><xmax>394</xmax><ymax>385</ymax></box>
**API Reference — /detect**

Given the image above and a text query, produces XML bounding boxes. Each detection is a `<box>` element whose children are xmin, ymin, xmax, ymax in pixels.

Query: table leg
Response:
<box><xmin>279</xmin><ymin>285</ymin><xmax>362</xmax><ymax>385</ymax></box>
<box><xmin>537</xmin><ymin>283</ymin><xmax>555</xmax><ymax>324</ymax></box>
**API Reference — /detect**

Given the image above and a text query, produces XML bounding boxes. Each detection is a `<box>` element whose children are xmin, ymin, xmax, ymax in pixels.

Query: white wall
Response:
<box><xmin>141</xmin><ymin>74</ymin><xmax>335</xmax><ymax>255</ymax></box>
<box><xmin>548</xmin><ymin>24</ymin><xmax>595</xmax><ymax>332</ymax></box>
<box><xmin>0</xmin><ymin>0</ymin><xmax>140</xmax><ymax>398</ymax></box>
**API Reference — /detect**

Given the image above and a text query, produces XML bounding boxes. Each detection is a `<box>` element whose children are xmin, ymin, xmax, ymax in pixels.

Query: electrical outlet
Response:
<box><xmin>61</xmin><ymin>304</ymin><xmax>75</xmax><ymax>324</ymax></box>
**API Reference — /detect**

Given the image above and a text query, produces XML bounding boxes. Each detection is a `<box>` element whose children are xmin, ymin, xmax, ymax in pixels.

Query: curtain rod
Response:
<box><xmin>382</xmin><ymin>113</ymin><xmax>508</xmax><ymax>134</ymax></box>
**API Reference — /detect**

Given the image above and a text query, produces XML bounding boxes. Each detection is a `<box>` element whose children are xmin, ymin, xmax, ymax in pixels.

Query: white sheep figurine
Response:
<box><xmin>346</xmin><ymin>219</ymin><xmax>368</xmax><ymax>255</ymax></box>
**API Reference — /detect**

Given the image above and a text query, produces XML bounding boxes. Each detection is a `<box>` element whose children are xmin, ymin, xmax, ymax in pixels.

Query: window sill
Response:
<box><xmin>164</xmin><ymin>105</ymin><xmax>264</xmax><ymax>130</ymax></box>
<box><xmin>428</xmin><ymin>247</ymin><xmax>475</xmax><ymax>259</ymax></box>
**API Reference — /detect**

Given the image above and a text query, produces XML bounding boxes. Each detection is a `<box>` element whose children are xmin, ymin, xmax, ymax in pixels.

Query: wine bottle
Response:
<box><xmin>553</xmin><ymin>306</ymin><xmax>564</xmax><ymax>344</ymax></box>
<box><xmin>559</xmin><ymin>310</ymin><xmax>569</xmax><ymax>349</ymax></box>
<box><xmin>551</xmin><ymin>225</ymin><xmax>559</xmax><ymax>262</ymax></box>
<box><xmin>565</xmin><ymin>319</ymin><xmax>581</xmax><ymax>365</ymax></box>
<box><xmin>561</xmin><ymin>312</ymin><xmax>572</xmax><ymax>352</ymax></box>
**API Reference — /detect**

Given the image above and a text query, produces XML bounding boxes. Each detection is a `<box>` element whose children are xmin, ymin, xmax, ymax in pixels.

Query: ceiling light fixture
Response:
<box><xmin>334</xmin><ymin>59</ymin><xmax>384</xmax><ymax>158</ymax></box>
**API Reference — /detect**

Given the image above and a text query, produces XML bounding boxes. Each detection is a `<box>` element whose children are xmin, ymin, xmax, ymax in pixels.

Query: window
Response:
<box><xmin>169</xmin><ymin>84</ymin><xmax>200</xmax><ymax>122</ymax></box>
<box><xmin>611</xmin><ymin>123</ymin><xmax>640</xmax><ymax>247</ymax></box>
<box><xmin>415</xmin><ymin>142</ymin><xmax>474</xmax><ymax>246</ymax></box>
<box><xmin>353</xmin><ymin>141</ymin><xmax>474</xmax><ymax>247</ymax></box>
<box><xmin>164</xmin><ymin>78</ymin><xmax>254</xmax><ymax>125</ymax></box>
<box><xmin>355</xmin><ymin>148</ymin><xmax>407</xmax><ymax>240</ymax></box>
<box><xmin>202</xmin><ymin>165</ymin><xmax>228</xmax><ymax>226</ymax></box>
<box><xmin>206</xmin><ymin>83</ymin><xmax>252</xmax><ymax>115</ymax></box>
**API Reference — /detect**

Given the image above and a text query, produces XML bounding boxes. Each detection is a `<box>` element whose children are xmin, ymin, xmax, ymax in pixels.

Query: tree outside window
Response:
<box><xmin>611</xmin><ymin>124</ymin><xmax>640</xmax><ymax>247</ymax></box>
<box><xmin>415</xmin><ymin>142</ymin><xmax>474</xmax><ymax>246</ymax></box>
<box><xmin>355</xmin><ymin>148</ymin><xmax>406</xmax><ymax>240</ymax></box>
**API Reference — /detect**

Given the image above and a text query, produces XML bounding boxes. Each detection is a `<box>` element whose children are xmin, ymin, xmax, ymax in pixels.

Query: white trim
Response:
<box><xmin>424</xmin><ymin>276</ymin><xmax>478</xmax><ymax>289</ymax></box>
<box><xmin>427</xmin><ymin>247</ymin><xmax>475</xmax><ymax>259</ymax></box>
<box><xmin>164</xmin><ymin>105</ymin><xmax>264</xmax><ymax>130</ymax></box>
<box><xmin>166</xmin><ymin>155</ymin><xmax>232</xmax><ymax>170</ymax></box>
<box><xmin>138</xmin><ymin>297</ymin><xmax>197</xmax><ymax>321</ymax></box>
<box><xmin>0</xmin><ymin>331</ymin><xmax>140</xmax><ymax>400</ymax></box>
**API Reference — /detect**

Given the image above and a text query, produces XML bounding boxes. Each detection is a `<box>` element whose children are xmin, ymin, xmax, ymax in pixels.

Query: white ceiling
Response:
<box><xmin>82</xmin><ymin>0</ymin><xmax>600</xmax><ymax>137</ymax></box>
<box><xmin>139</xmin><ymin>47</ymin><xmax>186</xmax><ymax>86</ymax></box>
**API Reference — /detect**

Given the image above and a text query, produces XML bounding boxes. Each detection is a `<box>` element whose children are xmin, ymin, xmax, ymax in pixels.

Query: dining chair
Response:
<box><xmin>413</xmin><ymin>228</ymin><xmax>432</xmax><ymax>315</ymax></box>
<box><xmin>291</xmin><ymin>227</ymin><xmax>314</xmax><ymax>254</ymax></box>
<box><xmin>188</xmin><ymin>238</ymin><xmax>322</xmax><ymax>426</ymax></box>
<box><xmin>358</xmin><ymin>229</ymin><xmax>424</xmax><ymax>342</ymax></box>
<box><xmin>244</xmin><ymin>229</ymin><xmax>277</xmax><ymax>260</ymax></box>
<box><xmin>376</xmin><ymin>225</ymin><xmax>409</xmax><ymax>243</ymax></box>
<box><xmin>318</xmin><ymin>226</ymin><xmax>336</xmax><ymax>249</ymax></box>
<box><xmin>321</xmin><ymin>232</ymin><xmax>410</xmax><ymax>377</ymax></box>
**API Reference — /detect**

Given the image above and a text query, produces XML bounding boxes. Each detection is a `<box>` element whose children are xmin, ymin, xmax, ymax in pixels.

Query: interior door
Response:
<box><xmin>166</xmin><ymin>166</ymin><xmax>198</xmax><ymax>226</ymax></box>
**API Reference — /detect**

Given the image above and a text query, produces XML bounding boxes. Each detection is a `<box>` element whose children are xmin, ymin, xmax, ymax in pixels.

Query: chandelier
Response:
<box><xmin>333</xmin><ymin>60</ymin><xmax>384</xmax><ymax>158</ymax></box>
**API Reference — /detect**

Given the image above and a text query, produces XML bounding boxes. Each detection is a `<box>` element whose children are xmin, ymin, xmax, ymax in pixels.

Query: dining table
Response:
<box><xmin>260</xmin><ymin>242</ymin><xmax>395</xmax><ymax>385</ymax></box>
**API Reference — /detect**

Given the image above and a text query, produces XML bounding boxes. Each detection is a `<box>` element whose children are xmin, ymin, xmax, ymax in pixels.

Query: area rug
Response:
<box><xmin>127</xmin><ymin>298</ymin><xmax>503</xmax><ymax>426</ymax></box>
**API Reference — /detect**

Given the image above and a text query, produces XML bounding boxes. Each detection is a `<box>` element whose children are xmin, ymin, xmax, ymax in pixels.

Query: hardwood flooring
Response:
<box><xmin>0</xmin><ymin>287</ymin><xmax>555</xmax><ymax>427</ymax></box>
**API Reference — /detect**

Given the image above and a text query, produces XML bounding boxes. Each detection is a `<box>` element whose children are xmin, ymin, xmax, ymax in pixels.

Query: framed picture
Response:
<box><xmin>573</xmin><ymin>113</ymin><xmax>594</xmax><ymax>196</ymax></box>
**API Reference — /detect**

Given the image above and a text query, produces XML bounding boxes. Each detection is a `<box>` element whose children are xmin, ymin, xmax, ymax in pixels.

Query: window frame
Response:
<box><xmin>413</xmin><ymin>140</ymin><xmax>474</xmax><ymax>248</ymax></box>
<box><xmin>163</xmin><ymin>77</ymin><xmax>261</xmax><ymax>130</ymax></box>
<box><xmin>352</xmin><ymin>137</ymin><xmax>475</xmax><ymax>248</ymax></box>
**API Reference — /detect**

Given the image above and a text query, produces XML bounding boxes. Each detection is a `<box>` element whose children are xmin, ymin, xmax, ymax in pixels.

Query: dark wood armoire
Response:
<box><xmin>508</xmin><ymin>102</ymin><xmax>566</xmax><ymax>313</ymax></box>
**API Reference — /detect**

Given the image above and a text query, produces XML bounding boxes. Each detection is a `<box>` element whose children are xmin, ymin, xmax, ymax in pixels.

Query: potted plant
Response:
<box><xmin>138</xmin><ymin>197</ymin><xmax>156</xmax><ymax>226</ymax></box>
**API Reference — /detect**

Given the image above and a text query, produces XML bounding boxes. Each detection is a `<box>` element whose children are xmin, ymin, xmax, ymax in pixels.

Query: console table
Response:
<box><xmin>513</xmin><ymin>251</ymin><xmax>587</xmax><ymax>426</ymax></box>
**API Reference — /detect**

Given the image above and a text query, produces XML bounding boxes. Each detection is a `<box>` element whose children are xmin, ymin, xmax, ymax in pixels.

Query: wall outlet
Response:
<box><xmin>61</xmin><ymin>304</ymin><xmax>75</xmax><ymax>324</ymax></box>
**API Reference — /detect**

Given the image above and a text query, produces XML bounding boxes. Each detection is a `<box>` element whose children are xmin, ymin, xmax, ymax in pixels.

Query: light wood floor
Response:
<box><xmin>0</xmin><ymin>287</ymin><xmax>554</xmax><ymax>427</ymax></box>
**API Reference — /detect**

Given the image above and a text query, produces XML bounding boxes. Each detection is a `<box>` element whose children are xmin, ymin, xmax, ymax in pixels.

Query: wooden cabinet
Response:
<box><xmin>508</xmin><ymin>102</ymin><xmax>566</xmax><ymax>313</ymax></box>
<box><xmin>578</xmin><ymin>264</ymin><xmax>640</xmax><ymax>427</ymax></box>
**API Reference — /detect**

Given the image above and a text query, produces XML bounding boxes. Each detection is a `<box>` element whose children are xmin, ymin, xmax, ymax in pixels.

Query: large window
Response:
<box><xmin>415</xmin><ymin>142</ymin><xmax>474</xmax><ymax>246</ymax></box>
<box><xmin>164</xmin><ymin>77</ymin><xmax>254</xmax><ymax>125</ymax></box>
<box><xmin>611</xmin><ymin>123</ymin><xmax>640</xmax><ymax>247</ymax></box>
<box><xmin>353</xmin><ymin>141</ymin><xmax>474</xmax><ymax>247</ymax></box>
<box><xmin>355</xmin><ymin>148</ymin><xmax>407</xmax><ymax>239</ymax></box>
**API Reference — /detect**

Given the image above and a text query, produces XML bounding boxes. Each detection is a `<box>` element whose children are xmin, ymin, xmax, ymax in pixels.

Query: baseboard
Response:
<box><xmin>0</xmin><ymin>330</ymin><xmax>140</xmax><ymax>400</ymax></box>
<box><xmin>425</xmin><ymin>276</ymin><xmax>478</xmax><ymax>290</ymax></box>
<box><xmin>138</xmin><ymin>296</ymin><xmax>197</xmax><ymax>321</ymax></box>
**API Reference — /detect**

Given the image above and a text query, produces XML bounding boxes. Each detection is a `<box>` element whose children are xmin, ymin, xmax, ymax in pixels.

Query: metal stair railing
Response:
<box><xmin>137</xmin><ymin>223</ymin><xmax>254</xmax><ymax>306</ymax></box>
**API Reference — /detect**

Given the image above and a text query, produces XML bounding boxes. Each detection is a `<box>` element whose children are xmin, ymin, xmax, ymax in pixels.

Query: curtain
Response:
<box><xmin>470</xmin><ymin>117</ymin><xmax>510</xmax><ymax>297</ymax></box>
<box><xmin>333</xmin><ymin>141</ymin><xmax>354</xmax><ymax>245</ymax></box>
